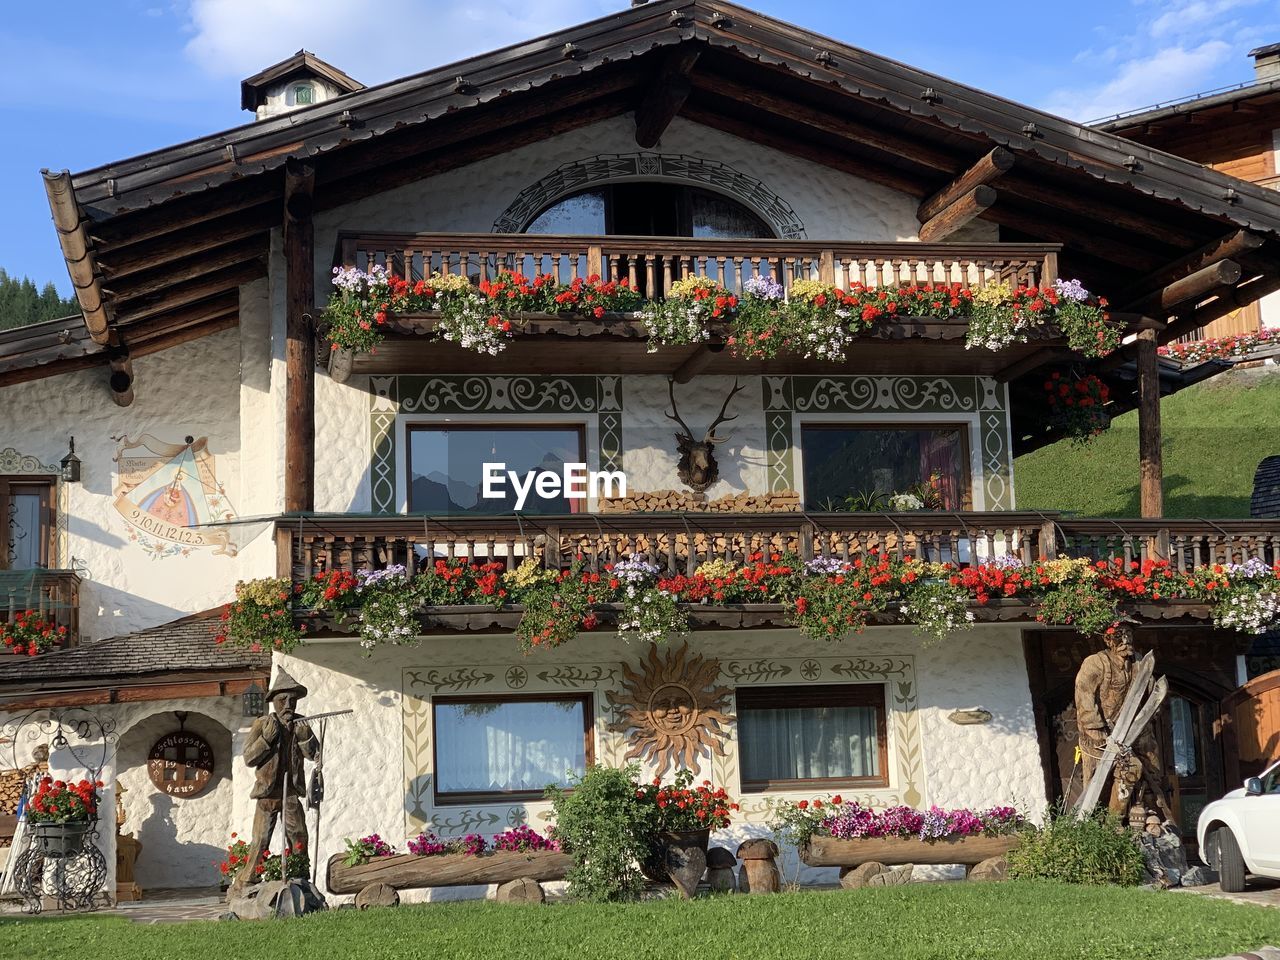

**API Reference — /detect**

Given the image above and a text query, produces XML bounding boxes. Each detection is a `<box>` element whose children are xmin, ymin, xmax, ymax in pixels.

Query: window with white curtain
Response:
<box><xmin>736</xmin><ymin>684</ymin><xmax>888</xmax><ymax>791</ymax></box>
<box><xmin>433</xmin><ymin>695</ymin><xmax>592</xmax><ymax>802</ymax></box>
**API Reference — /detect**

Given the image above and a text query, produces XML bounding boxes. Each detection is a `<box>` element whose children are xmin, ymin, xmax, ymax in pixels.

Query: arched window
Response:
<box><xmin>525</xmin><ymin>184</ymin><xmax>773</xmax><ymax>238</ymax></box>
<box><xmin>293</xmin><ymin>83</ymin><xmax>314</xmax><ymax>106</ymax></box>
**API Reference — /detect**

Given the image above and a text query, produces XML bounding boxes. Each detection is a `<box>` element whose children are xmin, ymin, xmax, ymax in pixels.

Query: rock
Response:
<box><xmin>968</xmin><ymin>857</ymin><xmax>1008</xmax><ymax>882</ymax></box>
<box><xmin>665</xmin><ymin>842</ymin><xmax>707</xmax><ymax>899</ymax></box>
<box><xmin>225</xmin><ymin>879</ymin><xmax>326</xmax><ymax>920</ymax></box>
<box><xmin>495</xmin><ymin>878</ymin><xmax>545</xmax><ymax>903</ymax></box>
<box><xmin>1202</xmin><ymin>948</ymin><xmax>1280</xmax><ymax>960</ymax></box>
<box><xmin>839</xmin><ymin>862</ymin><xmax>886</xmax><ymax>889</ymax></box>
<box><xmin>1180</xmin><ymin>865</ymin><xmax>1218</xmax><ymax>887</ymax></box>
<box><xmin>1139</xmin><ymin>832</ymin><xmax>1188</xmax><ymax>886</ymax></box>
<box><xmin>355</xmin><ymin>882</ymin><xmax>399</xmax><ymax>909</ymax></box>
<box><xmin>868</xmin><ymin>865</ymin><xmax>913</xmax><ymax>887</ymax></box>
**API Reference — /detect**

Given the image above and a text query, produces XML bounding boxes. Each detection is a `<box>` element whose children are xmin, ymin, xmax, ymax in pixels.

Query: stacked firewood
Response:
<box><xmin>599</xmin><ymin>490</ymin><xmax>801</xmax><ymax>513</ymax></box>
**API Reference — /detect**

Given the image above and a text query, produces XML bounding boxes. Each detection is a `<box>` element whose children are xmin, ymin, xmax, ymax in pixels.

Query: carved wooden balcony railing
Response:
<box><xmin>0</xmin><ymin>569</ymin><xmax>81</xmax><ymax>643</ymax></box>
<box><xmin>337</xmin><ymin>233</ymin><xmax>1061</xmax><ymax>296</ymax></box>
<box><xmin>277</xmin><ymin>513</ymin><xmax>1280</xmax><ymax>584</ymax></box>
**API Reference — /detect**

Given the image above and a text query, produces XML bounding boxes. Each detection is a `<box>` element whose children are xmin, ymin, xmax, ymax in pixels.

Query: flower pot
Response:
<box><xmin>661</xmin><ymin>828</ymin><xmax>710</xmax><ymax>898</ymax></box>
<box><xmin>640</xmin><ymin>827</ymin><xmax>712</xmax><ymax>883</ymax></box>
<box><xmin>32</xmin><ymin>820</ymin><xmax>93</xmax><ymax>859</ymax></box>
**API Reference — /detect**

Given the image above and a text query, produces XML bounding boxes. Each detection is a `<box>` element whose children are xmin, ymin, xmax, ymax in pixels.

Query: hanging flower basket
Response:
<box><xmin>32</xmin><ymin>819</ymin><xmax>94</xmax><ymax>859</ymax></box>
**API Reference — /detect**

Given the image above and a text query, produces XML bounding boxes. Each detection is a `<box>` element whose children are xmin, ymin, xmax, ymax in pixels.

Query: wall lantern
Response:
<box><xmin>60</xmin><ymin>438</ymin><xmax>81</xmax><ymax>484</ymax></box>
<box><xmin>242</xmin><ymin>680</ymin><xmax>266</xmax><ymax>718</ymax></box>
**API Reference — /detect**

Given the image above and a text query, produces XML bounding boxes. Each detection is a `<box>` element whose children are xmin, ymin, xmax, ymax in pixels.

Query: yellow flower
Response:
<box><xmin>428</xmin><ymin>272</ymin><xmax>473</xmax><ymax>295</ymax></box>
<box><xmin>504</xmin><ymin>558</ymin><xmax>554</xmax><ymax>590</ymax></box>
<box><xmin>669</xmin><ymin>275</ymin><xmax>723</xmax><ymax>298</ymax></box>
<box><xmin>696</xmin><ymin>558</ymin><xmax>740</xmax><ymax>580</ymax></box>
<box><xmin>788</xmin><ymin>279</ymin><xmax>835</xmax><ymax>303</ymax></box>
<box><xmin>974</xmin><ymin>281</ymin><xmax>1012</xmax><ymax>307</ymax></box>
<box><xmin>236</xmin><ymin>577</ymin><xmax>293</xmax><ymax>605</ymax></box>
<box><xmin>1042</xmin><ymin>556</ymin><xmax>1097</xmax><ymax>584</ymax></box>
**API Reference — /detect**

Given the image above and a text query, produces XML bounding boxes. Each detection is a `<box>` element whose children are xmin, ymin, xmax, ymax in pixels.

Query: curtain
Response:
<box><xmin>739</xmin><ymin>705</ymin><xmax>879</xmax><ymax>782</ymax></box>
<box><xmin>434</xmin><ymin>700</ymin><xmax>586</xmax><ymax>793</ymax></box>
<box><xmin>7</xmin><ymin>493</ymin><xmax>41</xmax><ymax>569</ymax></box>
<box><xmin>1169</xmin><ymin>697</ymin><xmax>1197</xmax><ymax>777</ymax></box>
<box><xmin>918</xmin><ymin>431</ymin><xmax>962</xmax><ymax>509</ymax></box>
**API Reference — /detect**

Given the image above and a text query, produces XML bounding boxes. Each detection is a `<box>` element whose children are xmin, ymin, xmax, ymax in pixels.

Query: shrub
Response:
<box><xmin>546</xmin><ymin>764</ymin><xmax>656</xmax><ymax>902</ymax></box>
<box><xmin>1007</xmin><ymin>807</ymin><xmax>1145</xmax><ymax>886</ymax></box>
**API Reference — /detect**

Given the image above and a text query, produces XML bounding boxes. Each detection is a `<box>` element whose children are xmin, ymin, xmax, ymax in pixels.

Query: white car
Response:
<box><xmin>1198</xmin><ymin>759</ymin><xmax>1280</xmax><ymax>892</ymax></box>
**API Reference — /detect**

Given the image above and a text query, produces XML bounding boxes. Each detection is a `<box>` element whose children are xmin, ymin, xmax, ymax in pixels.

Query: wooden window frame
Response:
<box><xmin>526</xmin><ymin>184</ymin><xmax>776</xmax><ymax>239</ymax></box>
<box><xmin>799</xmin><ymin>421</ymin><xmax>973</xmax><ymax>510</ymax></box>
<box><xmin>405</xmin><ymin>423</ymin><xmax>587</xmax><ymax>515</ymax></box>
<box><xmin>0</xmin><ymin>476</ymin><xmax>57</xmax><ymax>570</ymax></box>
<box><xmin>735</xmin><ymin>683</ymin><xmax>890</xmax><ymax>793</ymax></box>
<box><xmin>431</xmin><ymin>692</ymin><xmax>595</xmax><ymax>806</ymax></box>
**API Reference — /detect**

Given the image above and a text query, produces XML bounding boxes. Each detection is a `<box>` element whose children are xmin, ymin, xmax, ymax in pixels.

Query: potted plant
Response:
<box><xmin>635</xmin><ymin>770</ymin><xmax>736</xmax><ymax>895</ymax></box>
<box><xmin>26</xmin><ymin>776</ymin><xmax>101</xmax><ymax>858</ymax></box>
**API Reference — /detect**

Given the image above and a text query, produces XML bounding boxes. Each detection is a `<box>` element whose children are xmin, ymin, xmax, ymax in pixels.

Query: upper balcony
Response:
<box><xmin>328</xmin><ymin>232</ymin><xmax>1078</xmax><ymax>380</ymax></box>
<box><xmin>0</xmin><ymin>569</ymin><xmax>81</xmax><ymax>646</ymax></box>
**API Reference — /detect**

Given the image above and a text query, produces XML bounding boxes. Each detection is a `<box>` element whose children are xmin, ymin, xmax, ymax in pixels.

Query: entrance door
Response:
<box><xmin>1157</xmin><ymin>693</ymin><xmax>1219</xmax><ymax>837</ymax></box>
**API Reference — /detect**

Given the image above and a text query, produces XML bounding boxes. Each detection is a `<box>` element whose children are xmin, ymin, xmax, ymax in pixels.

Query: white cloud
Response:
<box><xmin>1043</xmin><ymin>41</ymin><xmax>1233</xmax><ymax>121</ymax></box>
<box><xmin>182</xmin><ymin>0</ymin><xmax>616</xmax><ymax>85</ymax></box>
<box><xmin>1038</xmin><ymin>0</ymin><xmax>1280</xmax><ymax>121</ymax></box>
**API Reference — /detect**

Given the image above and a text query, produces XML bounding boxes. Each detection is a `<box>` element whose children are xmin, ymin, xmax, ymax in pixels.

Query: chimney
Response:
<box><xmin>240</xmin><ymin>51</ymin><xmax>364</xmax><ymax>121</ymax></box>
<box><xmin>1249</xmin><ymin>43</ymin><xmax>1280</xmax><ymax>82</ymax></box>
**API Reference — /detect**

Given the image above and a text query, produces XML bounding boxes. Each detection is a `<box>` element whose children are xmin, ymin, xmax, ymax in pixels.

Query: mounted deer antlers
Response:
<box><xmin>666</xmin><ymin>378</ymin><xmax>746</xmax><ymax>493</ymax></box>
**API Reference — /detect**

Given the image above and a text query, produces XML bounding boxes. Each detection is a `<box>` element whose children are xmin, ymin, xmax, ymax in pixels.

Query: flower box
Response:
<box><xmin>32</xmin><ymin>819</ymin><xmax>94</xmax><ymax>859</ymax></box>
<box><xmin>801</xmin><ymin>833</ymin><xmax>1019</xmax><ymax>868</ymax></box>
<box><xmin>324</xmin><ymin>849</ymin><xmax>573</xmax><ymax>895</ymax></box>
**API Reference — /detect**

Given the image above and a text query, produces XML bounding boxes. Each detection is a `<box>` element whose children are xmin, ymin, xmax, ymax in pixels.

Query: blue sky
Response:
<box><xmin>2</xmin><ymin>0</ymin><xmax>1277</xmax><ymax>294</ymax></box>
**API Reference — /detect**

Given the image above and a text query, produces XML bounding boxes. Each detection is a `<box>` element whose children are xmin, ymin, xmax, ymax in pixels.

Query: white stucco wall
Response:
<box><xmin>272</xmin><ymin>623</ymin><xmax>1045</xmax><ymax>899</ymax></box>
<box><xmin>0</xmin><ymin>329</ymin><xmax>250</xmax><ymax>640</ymax></box>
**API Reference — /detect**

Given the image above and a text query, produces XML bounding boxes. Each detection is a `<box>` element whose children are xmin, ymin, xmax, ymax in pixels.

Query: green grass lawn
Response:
<box><xmin>1015</xmin><ymin>367</ymin><xmax>1280</xmax><ymax>518</ymax></box>
<box><xmin>3</xmin><ymin>882</ymin><xmax>1279</xmax><ymax>960</ymax></box>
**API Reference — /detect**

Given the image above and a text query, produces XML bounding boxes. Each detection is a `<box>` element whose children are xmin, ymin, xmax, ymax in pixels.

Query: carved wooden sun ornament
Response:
<box><xmin>607</xmin><ymin>642</ymin><xmax>733</xmax><ymax>776</ymax></box>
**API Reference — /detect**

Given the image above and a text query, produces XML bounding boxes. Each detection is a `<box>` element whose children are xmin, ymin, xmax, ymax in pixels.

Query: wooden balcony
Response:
<box><xmin>0</xmin><ymin>569</ymin><xmax>81</xmax><ymax>644</ymax></box>
<box><xmin>330</xmin><ymin>234</ymin><xmax>1067</xmax><ymax>378</ymax></box>
<box><xmin>338</xmin><ymin>233</ymin><xmax>1061</xmax><ymax>295</ymax></box>
<box><xmin>279</xmin><ymin>512</ymin><xmax>1280</xmax><ymax>584</ymax></box>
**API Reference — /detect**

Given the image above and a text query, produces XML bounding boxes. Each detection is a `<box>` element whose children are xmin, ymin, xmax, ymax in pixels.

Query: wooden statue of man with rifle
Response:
<box><xmin>1074</xmin><ymin>620</ymin><xmax>1175</xmax><ymax>827</ymax></box>
<box><xmin>229</xmin><ymin>667</ymin><xmax>317</xmax><ymax>897</ymax></box>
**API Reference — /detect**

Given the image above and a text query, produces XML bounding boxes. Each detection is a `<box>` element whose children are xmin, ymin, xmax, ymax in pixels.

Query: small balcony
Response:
<box><xmin>329</xmin><ymin>233</ymin><xmax>1072</xmax><ymax>378</ymax></box>
<box><xmin>0</xmin><ymin>569</ymin><xmax>81</xmax><ymax>644</ymax></box>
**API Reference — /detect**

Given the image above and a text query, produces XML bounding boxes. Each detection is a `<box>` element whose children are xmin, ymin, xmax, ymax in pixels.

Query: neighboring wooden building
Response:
<box><xmin>1097</xmin><ymin>44</ymin><xmax>1280</xmax><ymax>340</ymax></box>
<box><xmin>4</xmin><ymin>0</ymin><xmax>1280</xmax><ymax>898</ymax></box>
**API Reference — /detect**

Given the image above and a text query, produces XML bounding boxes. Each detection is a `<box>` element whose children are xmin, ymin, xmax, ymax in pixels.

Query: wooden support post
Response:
<box><xmin>1136</xmin><ymin>327</ymin><xmax>1163</xmax><ymax>520</ymax></box>
<box><xmin>917</xmin><ymin>147</ymin><xmax>1014</xmax><ymax>223</ymax></box>
<box><xmin>917</xmin><ymin>185</ymin><xmax>996</xmax><ymax>242</ymax></box>
<box><xmin>634</xmin><ymin>50</ymin><xmax>700</xmax><ymax>148</ymax></box>
<box><xmin>105</xmin><ymin>331</ymin><xmax>133</xmax><ymax>407</ymax></box>
<box><xmin>284</xmin><ymin>159</ymin><xmax>316</xmax><ymax>514</ymax></box>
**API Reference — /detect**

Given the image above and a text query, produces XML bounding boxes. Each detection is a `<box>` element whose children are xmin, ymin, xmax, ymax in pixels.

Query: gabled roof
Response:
<box><xmin>240</xmin><ymin>50</ymin><xmax>365</xmax><ymax>112</ymax></box>
<box><xmin>26</xmin><ymin>0</ymin><xmax>1280</xmax><ymax>385</ymax></box>
<box><xmin>1093</xmin><ymin>78</ymin><xmax>1280</xmax><ymax>135</ymax></box>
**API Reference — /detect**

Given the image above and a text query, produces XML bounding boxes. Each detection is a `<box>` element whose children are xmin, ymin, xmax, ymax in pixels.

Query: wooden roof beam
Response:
<box><xmin>104</xmin><ymin>236</ymin><xmax>267</xmax><ymax>304</ymax></box>
<box><xmin>981</xmin><ymin>202</ymin><xmax>1163</xmax><ymax>271</ymax></box>
<box><xmin>97</xmin><ymin>207</ymin><xmax>276</xmax><ymax>279</ymax></box>
<box><xmin>113</xmin><ymin>261</ymin><xmax>263</xmax><ymax>325</ymax></box>
<box><xmin>689</xmin><ymin>73</ymin><xmax>959</xmax><ymax>173</ymax></box>
<box><xmin>635</xmin><ymin>48</ymin><xmax>700</xmax><ymax>148</ymax></box>
<box><xmin>42</xmin><ymin>169</ymin><xmax>111</xmax><ymax>344</ymax></box>
<box><xmin>1119</xmin><ymin>230</ymin><xmax>1267</xmax><ymax>303</ymax></box>
<box><xmin>917</xmin><ymin>185</ymin><xmax>996</xmax><ymax>242</ymax></box>
<box><xmin>1123</xmin><ymin>259</ymin><xmax>1242</xmax><ymax>315</ymax></box>
<box><xmin>1159</xmin><ymin>273</ymin><xmax>1280</xmax><ymax>345</ymax></box>
<box><xmin>106</xmin><ymin>334</ymin><xmax>134</xmax><ymax>408</ymax></box>
<box><xmin>917</xmin><ymin>147</ymin><xmax>1015</xmax><ymax>223</ymax></box>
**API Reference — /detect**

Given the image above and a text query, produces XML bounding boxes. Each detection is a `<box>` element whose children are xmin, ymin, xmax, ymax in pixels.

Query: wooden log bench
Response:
<box><xmin>801</xmin><ymin>834</ymin><xmax>1019</xmax><ymax>878</ymax></box>
<box><xmin>325</xmin><ymin>849</ymin><xmax>573</xmax><ymax>902</ymax></box>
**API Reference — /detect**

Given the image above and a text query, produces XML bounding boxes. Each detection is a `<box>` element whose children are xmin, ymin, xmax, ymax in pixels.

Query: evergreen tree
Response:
<box><xmin>0</xmin><ymin>269</ymin><xmax>80</xmax><ymax>331</ymax></box>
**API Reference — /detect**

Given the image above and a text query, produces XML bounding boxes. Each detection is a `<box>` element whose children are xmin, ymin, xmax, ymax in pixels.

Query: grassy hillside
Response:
<box><xmin>1014</xmin><ymin>367</ymin><xmax>1280</xmax><ymax>518</ymax></box>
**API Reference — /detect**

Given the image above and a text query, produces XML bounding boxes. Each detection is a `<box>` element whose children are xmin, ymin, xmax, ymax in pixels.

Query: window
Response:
<box><xmin>433</xmin><ymin>695</ymin><xmax>593</xmax><ymax>803</ymax></box>
<box><xmin>1</xmin><ymin>478</ymin><xmax>54</xmax><ymax>570</ymax></box>
<box><xmin>801</xmin><ymin>424</ymin><xmax>969</xmax><ymax>511</ymax></box>
<box><xmin>293</xmin><ymin>83</ymin><xmax>314</xmax><ymax>105</ymax></box>
<box><xmin>525</xmin><ymin>184</ymin><xmax>773</xmax><ymax>238</ymax></box>
<box><xmin>407</xmin><ymin>424</ymin><xmax>585</xmax><ymax>514</ymax></box>
<box><xmin>736</xmin><ymin>684</ymin><xmax>888</xmax><ymax>791</ymax></box>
